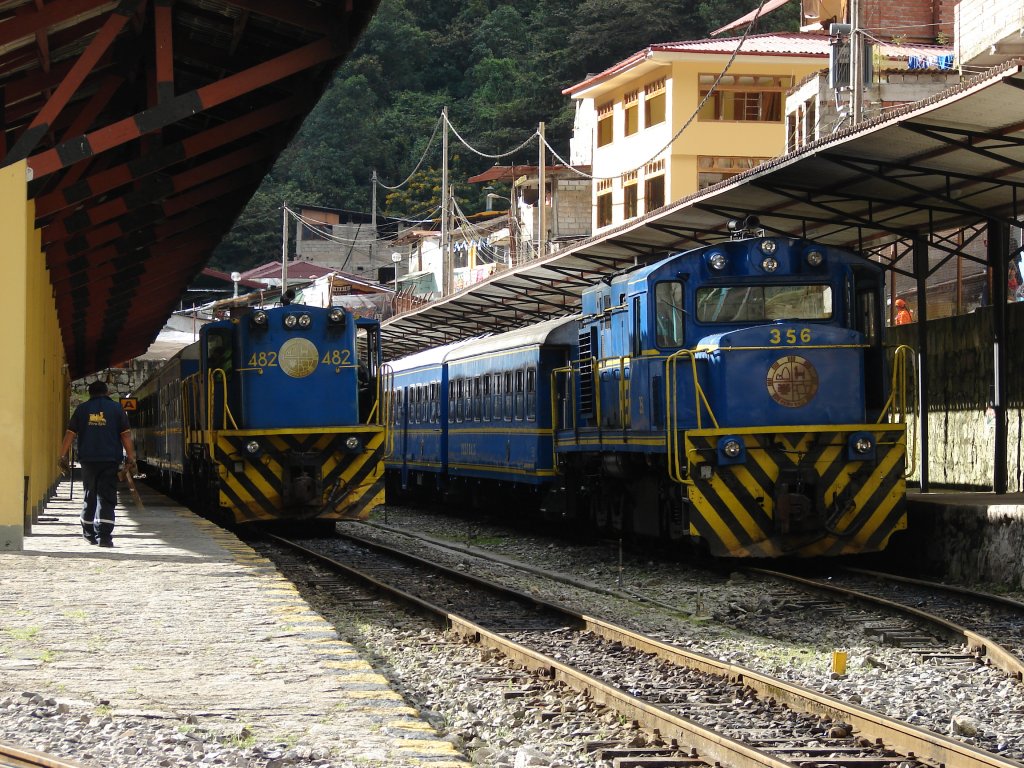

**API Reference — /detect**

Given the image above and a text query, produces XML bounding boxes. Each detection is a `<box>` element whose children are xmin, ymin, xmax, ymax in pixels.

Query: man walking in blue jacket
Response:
<box><xmin>59</xmin><ymin>381</ymin><xmax>137</xmax><ymax>547</ymax></box>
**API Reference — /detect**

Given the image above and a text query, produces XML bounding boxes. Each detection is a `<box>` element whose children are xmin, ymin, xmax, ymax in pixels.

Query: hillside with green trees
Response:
<box><xmin>209</xmin><ymin>0</ymin><xmax>799</xmax><ymax>271</ymax></box>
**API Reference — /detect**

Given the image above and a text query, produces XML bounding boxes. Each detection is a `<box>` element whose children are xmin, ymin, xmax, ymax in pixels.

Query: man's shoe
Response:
<box><xmin>83</xmin><ymin>534</ymin><xmax>97</xmax><ymax>545</ymax></box>
<box><xmin>97</xmin><ymin>540</ymin><xmax>114</xmax><ymax>548</ymax></box>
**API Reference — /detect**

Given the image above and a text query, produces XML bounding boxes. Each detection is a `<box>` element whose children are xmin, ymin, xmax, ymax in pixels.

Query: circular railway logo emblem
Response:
<box><xmin>279</xmin><ymin>338</ymin><xmax>319</xmax><ymax>378</ymax></box>
<box><xmin>766</xmin><ymin>355</ymin><xmax>818</xmax><ymax>408</ymax></box>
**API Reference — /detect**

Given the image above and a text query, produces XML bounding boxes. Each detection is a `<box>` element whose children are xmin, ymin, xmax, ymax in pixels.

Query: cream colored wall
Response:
<box><xmin>588</xmin><ymin>55</ymin><xmax>826</xmax><ymax>232</ymax></box>
<box><xmin>0</xmin><ymin>160</ymin><xmax>68</xmax><ymax>550</ymax></box>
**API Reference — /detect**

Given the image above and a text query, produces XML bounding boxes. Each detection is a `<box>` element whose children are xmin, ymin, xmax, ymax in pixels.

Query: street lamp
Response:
<box><xmin>391</xmin><ymin>252</ymin><xmax>402</xmax><ymax>294</ymax></box>
<box><xmin>485</xmin><ymin>192</ymin><xmax>509</xmax><ymax>212</ymax></box>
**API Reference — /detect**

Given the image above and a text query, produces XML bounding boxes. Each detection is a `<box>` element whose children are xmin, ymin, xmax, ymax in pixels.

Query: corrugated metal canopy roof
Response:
<box><xmin>382</xmin><ymin>60</ymin><xmax>1024</xmax><ymax>360</ymax></box>
<box><xmin>0</xmin><ymin>0</ymin><xmax>379</xmax><ymax>377</ymax></box>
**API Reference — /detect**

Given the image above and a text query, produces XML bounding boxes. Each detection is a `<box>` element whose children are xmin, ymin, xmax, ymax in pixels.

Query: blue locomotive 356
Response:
<box><xmin>385</xmin><ymin>228</ymin><xmax>913</xmax><ymax>557</ymax></box>
<box><xmin>134</xmin><ymin>303</ymin><xmax>386</xmax><ymax>524</ymax></box>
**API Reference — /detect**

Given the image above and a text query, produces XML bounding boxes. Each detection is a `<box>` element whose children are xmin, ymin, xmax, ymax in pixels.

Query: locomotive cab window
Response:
<box><xmin>696</xmin><ymin>284</ymin><xmax>832</xmax><ymax>322</ymax></box>
<box><xmin>205</xmin><ymin>329</ymin><xmax>234</xmax><ymax>374</ymax></box>
<box><xmin>655</xmin><ymin>282</ymin><xmax>685</xmax><ymax>348</ymax></box>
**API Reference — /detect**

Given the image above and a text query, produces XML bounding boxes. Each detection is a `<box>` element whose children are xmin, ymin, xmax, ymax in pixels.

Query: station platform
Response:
<box><xmin>0</xmin><ymin>479</ymin><xmax>468</xmax><ymax>767</ymax></box>
<box><xmin>884</xmin><ymin>490</ymin><xmax>1024</xmax><ymax>589</ymax></box>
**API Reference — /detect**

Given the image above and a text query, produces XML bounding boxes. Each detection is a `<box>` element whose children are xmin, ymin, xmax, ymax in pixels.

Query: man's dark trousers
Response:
<box><xmin>81</xmin><ymin>461</ymin><xmax>118</xmax><ymax>544</ymax></box>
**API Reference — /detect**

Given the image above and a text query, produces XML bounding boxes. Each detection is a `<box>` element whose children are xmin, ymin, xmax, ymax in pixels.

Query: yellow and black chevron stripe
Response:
<box><xmin>684</xmin><ymin>425</ymin><xmax>906</xmax><ymax>558</ymax></box>
<box><xmin>212</xmin><ymin>427</ymin><xmax>386</xmax><ymax>524</ymax></box>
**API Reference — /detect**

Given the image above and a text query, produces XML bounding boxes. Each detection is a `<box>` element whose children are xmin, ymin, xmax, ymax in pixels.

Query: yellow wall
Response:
<box><xmin>0</xmin><ymin>160</ymin><xmax>68</xmax><ymax>551</ymax></box>
<box><xmin>585</xmin><ymin>54</ymin><xmax>826</xmax><ymax>232</ymax></box>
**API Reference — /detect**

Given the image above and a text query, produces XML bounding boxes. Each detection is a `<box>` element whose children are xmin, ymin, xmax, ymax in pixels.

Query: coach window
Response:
<box><xmin>526</xmin><ymin>367</ymin><xmax>537</xmax><ymax>421</ymax></box>
<box><xmin>448</xmin><ymin>381</ymin><xmax>455</xmax><ymax>423</ymax></box>
<box><xmin>430</xmin><ymin>382</ymin><xmax>439</xmax><ymax>423</ymax></box>
<box><xmin>470</xmin><ymin>377</ymin><xmax>480</xmax><ymax>421</ymax></box>
<box><xmin>482</xmin><ymin>376</ymin><xmax>491</xmax><ymax>421</ymax></box>
<box><xmin>655</xmin><ymin>281</ymin><xmax>685</xmax><ymax>347</ymax></box>
<box><xmin>491</xmin><ymin>372</ymin><xmax>499</xmax><ymax>421</ymax></box>
<box><xmin>514</xmin><ymin>369</ymin><xmax>525</xmax><ymax>421</ymax></box>
<box><xmin>504</xmin><ymin>371</ymin><xmax>514</xmax><ymax>421</ymax></box>
<box><xmin>454</xmin><ymin>379</ymin><xmax>464</xmax><ymax>422</ymax></box>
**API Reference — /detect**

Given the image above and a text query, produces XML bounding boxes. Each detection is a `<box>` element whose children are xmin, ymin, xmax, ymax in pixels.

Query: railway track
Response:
<box><xmin>267</xmin><ymin>530</ymin><xmax>1023</xmax><ymax>768</ymax></box>
<box><xmin>0</xmin><ymin>741</ymin><xmax>86</xmax><ymax>768</ymax></box>
<box><xmin>752</xmin><ymin>568</ymin><xmax>1024</xmax><ymax>682</ymax></box>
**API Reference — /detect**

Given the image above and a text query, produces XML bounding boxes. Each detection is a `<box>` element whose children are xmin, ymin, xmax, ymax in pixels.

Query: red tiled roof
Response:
<box><xmin>564</xmin><ymin>33</ymin><xmax>833</xmax><ymax>96</ymax></box>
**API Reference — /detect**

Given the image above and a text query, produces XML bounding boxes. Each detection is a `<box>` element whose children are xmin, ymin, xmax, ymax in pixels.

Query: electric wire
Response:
<box><xmin>444</xmin><ymin>113</ymin><xmax>539</xmax><ymax>160</ymax></box>
<box><xmin>376</xmin><ymin>115</ymin><xmax>443</xmax><ymax>191</ymax></box>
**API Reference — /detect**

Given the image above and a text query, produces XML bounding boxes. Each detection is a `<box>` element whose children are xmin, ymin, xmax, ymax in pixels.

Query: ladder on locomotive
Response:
<box><xmin>577</xmin><ymin>328</ymin><xmax>596</xmax><ymax>415</ymax></box>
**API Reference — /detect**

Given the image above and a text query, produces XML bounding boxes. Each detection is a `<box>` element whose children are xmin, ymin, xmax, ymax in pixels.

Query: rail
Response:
<box><xmin>665</xmin><ymin>349</ymin><xmax>717</xmax><ymax>484</ymax></box>
<box><xmin>270</xmin><ymin>531</ymin><xmax>1021</xmax><ymax>768</ymax></box>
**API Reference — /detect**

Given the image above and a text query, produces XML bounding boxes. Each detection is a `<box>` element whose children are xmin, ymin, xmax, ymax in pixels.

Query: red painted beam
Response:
<box><xmin>0</xmin><ymin>0</ymin><xmax>113</xmax><ymax>50</ymax></box>
<box><xmin>154</xmin><ymin>0</ymin><xmax>173</xmax><ymax>103</ymax></box>
<box><xmin>26</xmin><ymin>36</ymin><xmax>338</xmax><ymax>178</ymax></box>
<box><xmin>42</xmin><ymin>141</ymin><xmax>272</xmax><ymax>245</ymax></box>
<box><xmin>34</xmin><ymin>92</ymin><xmax>308</xmax><ymax>216</ymax></box>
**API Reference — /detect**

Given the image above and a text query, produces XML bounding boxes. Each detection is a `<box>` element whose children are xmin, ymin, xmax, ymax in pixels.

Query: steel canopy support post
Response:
<box><xmin>988</xmin><ymin>220</ymin><xmax>1010</xmax><ymax>494</ymax></box>
<box><xmin>913</xmin><ymin>236</ymin><xmax>930</xmax><ymax>492</ymax></box>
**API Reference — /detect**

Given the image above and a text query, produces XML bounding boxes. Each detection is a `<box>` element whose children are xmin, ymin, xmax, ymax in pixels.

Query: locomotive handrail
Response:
<box><xmin>208</xmin><ymin>368</ymin><xmax>238</xmax><ymax>434</ymax></box>
<box><xmin>665</xmin><ymin>350</ymin><xmax>718</xmax><ymax>484</ymax></box>
<box><xmin>880</xmin><ymin>344</ymin><xmax>918</xmax><ymax>478</ymax></box>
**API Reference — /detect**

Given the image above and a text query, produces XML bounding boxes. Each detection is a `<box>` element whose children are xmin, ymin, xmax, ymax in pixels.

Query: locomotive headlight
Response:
<box><xmin>806</xmin><ymin>250</ymin><xmax>824</xmax><ymax>267</ymax></box>
<box><xmin>717</xmin><ymin>435</ymin><xmax>746</xmax><ymax>465</ymax></box>
<box><xmin>298</xmin><ymin>314</ymin><xmax>312</xmax><ymax>328</ymax></box>
<box><xmin>245</xmin><ymin>440</ymin><xmax>261</xmax><ymax>455</ymax></box>
<box><xmin>345</xmin><ymin>436</ymin><xmax>360</xmax><ymax>450</ymax></box>
<box><xmin>760</xmin><ymin>239</ymin><xmax>777</xmax><ymax>255</ymax></box>
<box><xmin>283</xmin><ymin>314</ymin><xmax>298</xmax><ymax>329</ymax></box>
<box><xmin>761</xmin><ymin>256</ymin><xmax>779</xmax><ymax>272</ymax></box>
<box><xmin>250</xmin><ymin>310</ymin><xmax>268</xmax><ymax>328</ymax></box>
<box><xmin>328</xmin><ymin>308</ymin><xmax>345</xmax><ymax>324</ymax></box>
<box><xmin>708</xmin><ymin>252</ymin><xmax>727</xmax><ymax>271</ymax></box>
<box><xmin>848</xmin><ymin>432</ymin><xmax>876</xmax><ymax>460</ymax></box>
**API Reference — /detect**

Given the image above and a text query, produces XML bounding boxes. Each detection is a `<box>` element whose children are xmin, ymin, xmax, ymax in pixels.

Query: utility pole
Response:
<box><xmin>441</xmin><ymin>106</ymin><xmax>451</xmax><ymax>295</ymax></box>
<box><xmin>281</xmin><ymin>201</ymin><xmax>288</xmax><ymax>296</ymax></box>
<box><xmin>537</xmin><ymin>121</ymin><xmax>546</xmax><ymax>259</ymax></box>
<box><xmin>370</xmin><ymin>170</ymin><xmax>377</xmax><ymax>274</ymax></box>
<box><xmin>850</xmin><ymin>0</ymin><xmax>863</xmax><ymax>124</ymax></box>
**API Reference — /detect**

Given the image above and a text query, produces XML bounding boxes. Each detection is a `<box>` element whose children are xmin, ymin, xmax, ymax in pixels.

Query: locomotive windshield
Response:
<box><xmin>696</xmin><ymin>284</ymin><xmax>832</xmax><ymax>323</ymax></box>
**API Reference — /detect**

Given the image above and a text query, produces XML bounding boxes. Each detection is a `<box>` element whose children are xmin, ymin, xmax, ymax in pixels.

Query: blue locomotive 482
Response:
<box><xmin>385</xmin><ymin>231</ymin><xmax>913</xmax><ymax>558</ymax></box>
<box><xmin>133</xmin><ymin>304</ymin><xmax>387</xmax><ymax>524</ymax></box>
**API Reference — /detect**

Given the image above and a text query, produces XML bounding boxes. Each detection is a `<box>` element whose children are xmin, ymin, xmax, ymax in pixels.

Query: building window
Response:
<box><xmin>698</xmin><ymin>74</ymin><xmax>791</xmax><ymax>122</ymax></box>
<box><xmin>624</xmin><ymin>90</ymin><xmax>639</xmax><ymax>136</ymax></box>
<box><xmin>597</xmin><ymin>101</ymin><xmax>613</xmax><ymax>147</ymax></box>
<box><xmin>597</xmin><ymin>192</ymin><xmax>613</xmax><ymax>227</ymax></box>
<box><xmin>624</xmin><ymin>183</ymin><xmax>638</xmax><ymax>219</ymax></box>
<box><xmin>697</xmin><ymin>156</ymin><xmax>769</xmax><ymax>189</ymax></box>
<box><xmin>644</xmin><ymin>175</ymin><xmax>665</xmax><ymax>212</ymax></box>
<box><xmin>644</xmin><ymin>78</ymin><xmax>666</xmax><ymax>127</ymax></box>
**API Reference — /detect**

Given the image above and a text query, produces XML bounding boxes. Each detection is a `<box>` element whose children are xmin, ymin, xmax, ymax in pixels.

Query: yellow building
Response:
<box><xmin>563</xmin><ymin>33</ymin><xmax>831</xmax><ymax>233</ymax></box>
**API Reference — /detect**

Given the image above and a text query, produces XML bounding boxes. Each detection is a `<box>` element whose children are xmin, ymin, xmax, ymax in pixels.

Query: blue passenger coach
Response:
<box><xmin>386</xmin><ymin>317</ymin><xmax>577</xmax><ymax>506</ymax></box>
